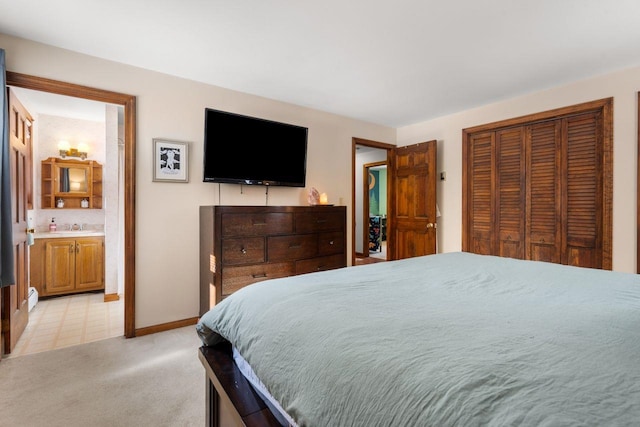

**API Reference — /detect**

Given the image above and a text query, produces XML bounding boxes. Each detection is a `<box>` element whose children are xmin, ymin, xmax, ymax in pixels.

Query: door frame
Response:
<box><xmin>352</xmin><ymin>137</ymin><xmax>395</xmax><ymax>265</ymax></box>
<box><xmin>6</xmin><ymin>72</ymin><xmax>137</xmax><ymax>338</ymax></box>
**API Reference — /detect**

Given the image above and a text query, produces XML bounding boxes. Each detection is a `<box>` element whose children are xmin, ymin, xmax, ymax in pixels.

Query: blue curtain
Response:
<box><xmin>0</xmin><ymin>49</ymin><xmax>15</xmax><ymax>287</ymax></box>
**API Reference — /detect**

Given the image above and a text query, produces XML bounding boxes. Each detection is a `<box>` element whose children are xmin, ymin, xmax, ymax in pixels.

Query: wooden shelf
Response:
<box><xmin>41</xmin><ymin>157</ymin><xmax>103</xmax><ymax>209</ymax></box>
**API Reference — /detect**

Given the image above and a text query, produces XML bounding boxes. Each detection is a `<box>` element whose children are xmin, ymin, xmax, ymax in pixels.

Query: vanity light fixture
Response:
<box><xmin>58</xmin><ymin>140</ymin><xmax>88</xmax><ymax>160</ymax></box>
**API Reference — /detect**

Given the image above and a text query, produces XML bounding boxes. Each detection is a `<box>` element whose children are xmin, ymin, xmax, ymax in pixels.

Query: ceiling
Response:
<box><xmin>9</xmin><ymin>87</ymin><xmax>109</xmax><ymax>122</ymax></box>
<box><xmin>2</xmin><ymin>1</ymin><xmax>640</xmax><ymax>128</ymax></box>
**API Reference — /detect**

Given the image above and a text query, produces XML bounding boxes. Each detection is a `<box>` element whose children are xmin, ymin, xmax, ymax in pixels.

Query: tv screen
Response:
<box><xmin>203</xmin><ymin>108</ymin><xmax>308</xmax><ymax>187</ymax></box>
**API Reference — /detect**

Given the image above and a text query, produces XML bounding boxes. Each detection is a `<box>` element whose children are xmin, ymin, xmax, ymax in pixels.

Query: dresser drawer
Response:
<box><xmin>295</xmin><ymin>211</ymin><xmax>344</xmax><ymax>233</ymax></box>
<box><xmin>318</xmin><ymin>231</ymin><xmax>344</xmax><ymax>256</ymax></box>
<box><xmin>222</xmin><ymin>213</ymin><xmax>293</xmax><ymax>237</ymax></box>
<box><xmin>222</xmin><ymin>237</ymin><xmax>265</xmax><ymax>265</ymax></box>
<box><xmin>295</xmin><ymin>254</ymin><xmax>345</xmax><ymax>275</ymax></box>
<box><xmin>221</xmin><ymin>262</ymin><xmax>294</xmax><ymax>296</ymax></box>
<box><xmin>268</xmin><ymin>234</ymin><xmax>317</xmax><ymax>261</ymax></box>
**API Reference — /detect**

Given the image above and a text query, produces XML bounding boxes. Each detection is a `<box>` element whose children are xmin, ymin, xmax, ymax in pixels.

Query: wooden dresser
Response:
<box><xmin>200</xmin><ymin>205</ymin><xmax>347</xmax><ymax>315</ymax></box>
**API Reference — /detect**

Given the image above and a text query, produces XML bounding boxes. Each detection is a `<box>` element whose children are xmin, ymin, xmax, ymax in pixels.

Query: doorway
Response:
<box><xmin>352</xmin><ymin>137</ymin><xmax>395</xmax><ymax>265</ymax></box>
<box><xmin>6</xmin><ymin>72</ymin><xmax>136</xmax><ymax>344</ymax></box>
<box><xmin>6</xmin><ymin>88</ymin><xmax>122</xmax><ymax>357</ymax></box>
<box><xmin>363</xmin><ymin>162</ymin><xmax>387</xmax><ymax>261</ymax></box>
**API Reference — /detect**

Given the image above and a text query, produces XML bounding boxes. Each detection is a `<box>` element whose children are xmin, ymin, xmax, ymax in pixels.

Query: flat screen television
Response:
<box><xmin>203</xmin><ymin>108</ymin><xmax>308</xmax><ymax>187</ymax></box>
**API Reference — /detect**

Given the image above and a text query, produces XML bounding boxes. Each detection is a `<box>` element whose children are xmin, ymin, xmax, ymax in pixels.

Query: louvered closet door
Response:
<box><xmin>526</xmin><ymin>121</ymin><xmax>561</xmax><ymax>264</ymax></box>
<box><xmin>496</xmin><ymin>127</ymin><xmax>525</xmax><ymax>259</ymax></box>
<box><xmin>468</xmin><ymin>132</ymin><xmax>494</xmax><ymax>255</ymax></box>
<box><xmin>463</xmin><ymin>98</ymin><xmax>611</xmax><ymax>270</ymax></box>
<box><xmin>562</xmin><ymin>112</ymin><xmax>602</xmax><ymax>268</ymax></box>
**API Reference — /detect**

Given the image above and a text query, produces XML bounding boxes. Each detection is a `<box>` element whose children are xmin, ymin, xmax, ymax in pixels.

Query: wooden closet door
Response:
<box><xmin>562</xmin><ymin>111</ymin><xmax>602</xmax><ymax>268</ymax></box>
<box><xmin>526</xmin><ymin>120</ymin><xmax>562</xmax><ymax>264</ymax></box>
<box><xmin>463</xmin><ymin>98</ymin><xmax>611</xmax><ymax>270</ymax></box>
<box><xmin>466</xmin><ymin>132</ymin><xmax>494</xmax><ymax>255</ymax></box>
<box><xmin>496</xmin><ymin>127</ymin><xmax>525</xmax><ymax>259</ymax></box>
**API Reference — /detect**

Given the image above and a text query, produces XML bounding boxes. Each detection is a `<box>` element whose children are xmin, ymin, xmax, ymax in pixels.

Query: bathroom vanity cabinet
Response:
<box><xmin>30</xmin><ymin>235</ymin><xmax>105</xmax><ymax>297</ymax></box>
<box><xmin>41</xmin><ymin>157</ymin><xmax>103</xmax><ymax>209</ymax></box>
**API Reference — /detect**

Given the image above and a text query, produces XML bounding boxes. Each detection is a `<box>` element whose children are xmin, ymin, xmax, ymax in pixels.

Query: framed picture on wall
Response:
<box><xmin>153</xmin><ymin>138</ymin><xmax>189</xmax><ymax>183</ymax></box>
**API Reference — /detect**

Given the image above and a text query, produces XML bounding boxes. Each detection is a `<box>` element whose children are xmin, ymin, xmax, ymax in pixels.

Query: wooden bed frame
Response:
<box><xmin>199</xmin><ymin>341</ymin><xmax>285</xmax><ymax>427</ymax></box>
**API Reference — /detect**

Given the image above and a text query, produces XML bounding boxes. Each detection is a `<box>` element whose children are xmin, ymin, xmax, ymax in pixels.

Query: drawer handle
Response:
<box><xmin>252</xmin><ymin>222</ymin><xmax>267</xmax><ymax>226</ymax></box>
<box><xmin>316</xmin><ymin>219</ymin><xmax>327</xmax><ymax>223</ymax></box>
<box><xmin>289</xmin><ymin>244</ymin><xmax>302</xmax><ymax>249</ymax></box>
<box><xmin>240</xmin><ymin>248</ymin><xmax>247</xmax><ymax>254</ymax></box>
<box><xmin>252</xmin><ymin>273</ymin><xmax>267</xmax><ymax>278</ymax></box>
<box><xmin>328</xmin><ymin>240</ymin><xmax>334</xmax><ymax>245</ymax></box>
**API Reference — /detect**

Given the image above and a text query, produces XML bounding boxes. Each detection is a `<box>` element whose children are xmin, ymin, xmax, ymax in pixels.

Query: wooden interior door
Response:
<box><xmin>390</xmin><ymin>140</ymin><xmax>437</xmax><ymax>260</ymax></box>
<box><xmin>2</xmin><ymin>88</ymin><xmax>32</xmax><ymax>354</ymax></box>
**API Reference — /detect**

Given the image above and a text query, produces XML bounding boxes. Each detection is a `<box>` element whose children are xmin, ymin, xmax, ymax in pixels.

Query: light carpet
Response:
<box><xmin>0</xmin><ymin>326</ymin><xmax>204</xmax><ymax>427</ymax></box>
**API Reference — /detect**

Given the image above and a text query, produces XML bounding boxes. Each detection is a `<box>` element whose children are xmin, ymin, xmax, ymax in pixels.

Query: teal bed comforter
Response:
<box><xmin>197</xmin><ymin>252</ymin><xmax>640</xmax><ymax>426</ymax></box>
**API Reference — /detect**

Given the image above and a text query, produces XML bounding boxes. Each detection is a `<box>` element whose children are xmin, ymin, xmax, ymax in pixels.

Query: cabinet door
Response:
<box><xmin>75</xmin><ymin>238</ymin><xmax>104</xmax><ymax>290</ymax></box>
<box><xmin>45</xmin><ymin>239</ymin><xmax>76</xmax><ymax>294</ymax></box>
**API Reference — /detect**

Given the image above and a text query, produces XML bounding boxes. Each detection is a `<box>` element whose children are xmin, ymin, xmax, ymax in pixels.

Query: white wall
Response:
<box><xmin>398</xmin><ymin>66</ymin><xmax>639</xmax><ymax>273</ymax></box>
<box><xmin>1</xmin><ymin>33</ymin><xmax>396</xmax><ymax>328</ymax></box>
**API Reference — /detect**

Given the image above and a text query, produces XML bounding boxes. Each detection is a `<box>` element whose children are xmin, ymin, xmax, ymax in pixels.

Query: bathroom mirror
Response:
<box><xmin>58</xmin><ymin>167</ymin><xmax>89</xmax><ymax>193</ymax></box>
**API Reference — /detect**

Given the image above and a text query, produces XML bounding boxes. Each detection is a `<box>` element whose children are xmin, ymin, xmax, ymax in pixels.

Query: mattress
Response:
<box><xmin>197</xmin><ymin>252</ymin><xmax>640</xmax><ymax>426</ymax></box>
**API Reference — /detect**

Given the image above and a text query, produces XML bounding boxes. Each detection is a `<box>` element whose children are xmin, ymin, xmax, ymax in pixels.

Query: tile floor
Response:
<box><xmin>7</xmin><ymin>292</ymin><xmax>124</xmax><ymax>358</ymax></box>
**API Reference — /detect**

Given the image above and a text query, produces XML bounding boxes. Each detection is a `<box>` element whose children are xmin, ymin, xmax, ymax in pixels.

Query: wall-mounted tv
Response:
<box><xmin>203</xmin><ymin>108</ymin><xmax>308</xmax><ymax>187</ymax></box>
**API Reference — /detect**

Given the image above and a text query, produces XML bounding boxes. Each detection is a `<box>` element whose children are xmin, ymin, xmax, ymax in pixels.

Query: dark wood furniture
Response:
<box><xmin>462</xmin><ymin>98</ymin><xmax>612</xmax><ymax>270</ymax></box>
<box><xmin>199</xmin><ymin>342</ymin><xmax>284</xmax><ymax>427</ymax></box>
<box><xmin>199</xmin><ymin>205</ymin><xmax>347</xmax><ymax>315</ymax></box>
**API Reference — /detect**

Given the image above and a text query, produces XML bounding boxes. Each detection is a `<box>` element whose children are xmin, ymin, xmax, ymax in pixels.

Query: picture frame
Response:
<box><xmin>153</xmin><ymin>138</ymin><xmax>189</xmax><ymax>183</ymax></box>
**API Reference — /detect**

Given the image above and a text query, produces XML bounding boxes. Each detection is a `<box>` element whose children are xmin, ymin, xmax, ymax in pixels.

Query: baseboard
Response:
<box><xmin>135</xmin><ymin>317</ymin><xmax>199</xmax><ymax>337</ymax></box>
<box><xmin>103</xmin><ymin>293</ymin><xmax>120</xmax><ymax>302</ymax></box>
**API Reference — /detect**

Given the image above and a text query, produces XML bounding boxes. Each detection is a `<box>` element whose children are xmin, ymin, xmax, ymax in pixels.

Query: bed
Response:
<box><xmin>196</xmin><ymin>252</ymin><xmax>640</xmax><ymax>426</ymax></box>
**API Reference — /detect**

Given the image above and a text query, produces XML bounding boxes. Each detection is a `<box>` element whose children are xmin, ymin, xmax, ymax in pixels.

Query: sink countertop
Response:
<box><xmin>34</xmin><ymin>230</ymin><xmax>105</xmax><ymax>239</ymax></box>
